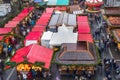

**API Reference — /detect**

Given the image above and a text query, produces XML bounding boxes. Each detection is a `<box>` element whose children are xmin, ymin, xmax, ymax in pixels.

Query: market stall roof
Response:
<box><xmin>4</xmin><ymin>23</ymin><xmax>16</xmax><ymax>28</ymax></box>
<box><xmin>36</xmin><ymin>21</ymin><xmax>48</xmax><ymax>26</ymax></box>
<box><xmin>49</xmin><ymin>24</ymin><xmax>78</xmax><ymax>46</ymax></box>
<box><xmin>78</xmin><ymin>22</ymin><xmax>90</xmax><ymax>33</ymax></box>
<box><xmin>47</xmin><ymin>0</ymin><xmax>69</xmax><ymax>6</ymax></box>
<box><xmin>55</xmin><ymin>41</ymin><xmax>96</xmax><ymax>65</ymax></box>
<box><xmin>33</xmin><ymin>25</ymin><xmax>46</xmax><ymax>28</ymax></box>
<box><xmin>12</xmin><ymin>16</ymin><xmax>24</xmax><ymax>21</ymax></box>
<box><xmin>21</xmin><ymin>7</ymin><xmax>34</xmax><ymax>13</ymax></box>
<box><xmin>37</xmin><ymin>18</ymin><xmax>49</xmax><ymax>23</ymax></box>
<box><xmin>7</xmin><ymin>21</ymin><xmax>19</xmax><ymax>24</ymax></box>
<box><xmin>78</xmin><ymin>34</ymin><xmax>93</xmax><ymax>43</ymax></box>
<box><xmin>112</xmin><ymin>29</ymin><xmax>120</xmax><ymax>42</ymax></box>
<box><xmin>48</xmin><ymin>12</ymin><xmax>76</xmax><ymax>27</ymax></box>
<box><xmin>55</xmin><ymin>6</ymin><xmax>67</xmax><ymax>11</ymax></box>
<box><xmin>32</xmin><ymin>27</ymin><xmax>45</xmax><ymax>32</ymax></box>
<box><xmin>105</xmin><ymin>7</ymin><xmax>120</xmax><ymax>15</ymax></box>
<box><xmin>26</xmin><ymin>31</ymin><xmax>43</xmax><ymax>40</ymax></box>
<box><xmin>18</xmin><ymin>13</ymin><xmax>28</xmax><ymax>17</ymax></box>
<box><xmin>0</xmin><ymin>27</ymin><xmax>12</xmax><ymax>34</ymax></box>
<box><xmin>41</xmin><ymin>31</ymin><xmax>53</xmax><ymax>40</ymax></box>
<box><xmin>45</xmin><ymin>8</ymin><xmax>54</xmax><ymax>13</ymax></box>
<box><xmin>85</xmin><ymin>0</ymin><xmax>103</xmax><ymax>6</ymax></box>
<box><xmin>0</xmin><ymin>27</ymin><xmax>12</xmax><ymax>40</ymax></box>
<box><xmin>40</xmin><ymin>14</ymin><xmax>51</xmax><ymax>18</ymax></box>
<box><xmin>24</xmin><ymin>31</ymin><xmax>43</xmax><ymax>46</ymax></box>
<box><xmin>11</xmin><ymin>44</ymin><xmax>53</xmax><ymax>69</ymax></box>
<box><xmin>77</xmin><ymin>16</ymin><xmax>88</xmax><ymax>22</ymax></box>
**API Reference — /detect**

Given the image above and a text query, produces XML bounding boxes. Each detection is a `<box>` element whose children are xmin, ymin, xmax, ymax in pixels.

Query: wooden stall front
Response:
<box><xmin>104</xmin><ymin>7</ymin><xmax>120</xmax><ymax>29</ymax></box>
<box><xmin>104</xmin><ymin>7</ymin><xmax>120</xmax><ymax>50</ymax></box>
<box><xmin>55</xmin><ymin>41</ymin><xmax>97</xmax><ymax>75</ymax></box>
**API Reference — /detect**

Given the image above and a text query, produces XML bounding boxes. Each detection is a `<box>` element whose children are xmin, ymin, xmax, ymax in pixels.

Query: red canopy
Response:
<box><xmin>78</xmin><ymin>22</ymin><xmax>90</xmax><ymax>33</ymax></box>
<box><xmin>4</xmin><ymin>23</ymin><xmax>17</xmax><ymax>28</ymax></box>
<box><xmin>33</xmin><ymin>25</ymin><xmax>45</xmax><ymax>28</ymax></box>
<box><xmin>36</xmin><ymin>21</ymin><xmax>48</xmax><ymax>26</ymax></box>
<box><xmin>77</xmin><ymin>16</ymin><xmax>88</xmax><ymax>22</ymax></box>
<box><xmin>37</xmin><ymin>18</ymin><xmax>49</xmax><ymax>23</ymax></box>
<box><xmin>24</xmin><ymin>31</ymin><xmax>43</xmax><ymax>46</ymax></box>
<box><xmin>32</xmin><ymin>27</ymin><xmax>45</xmax><ymax>32</ymax></box>
<box><xmin>45</xmin><ymin>8</ymin><xmax>54</xmax><ymax>13</ymax></box>
<box><xmin>25</xmin><ymin>31</ymin><xmax>43</xmax><ymax>40</ymax></box>
<box><xmin>55</xmin><ymin>7</ymin><xmax>61</xmax><ymax>11</ymax></box>
<box><xmin>78</xmin><ymin>34</ymin><xmax>93</xmax><ymax>43</ymax></box>
<box><xmin>0</xmin><ymin>28</ymin><xmax>12</xmax><ymax>40</ymax></box>
<box><xmin>18</xmin><ymin>13</ymin><xmax>28</xmax><ymax>17</ymax></box>
<box><xmin>7</xmin><ymin>21</ymin><xmax>19</xmax><ymax>24</ymax></box>
<box><xmin>12</xmin><ymin>16</ymin><xmax>24</xmax><ymax>21</ymax></box>
<box><xmin>21</xmin><ymin>7</ymin><xmax>34</xmax><ymax>13</ymax></box>
<box><xmin>0</xmin><ymin>28</ymin><xmax>12</xmax><ymax>34</ymax></box>
<box><xmin>41</xmin><ymin>13</ymin><xmax>52</xmax><ymax>17</ymax></box>
<box><xmin>11</xmin><ymin>44</ymin><xmax>53</xmax><ymax>69</ymax></box>
<box><xmin>55</xmin><ymin>6</ymin><xmax>67</xmax><ymax>11</ymax></box>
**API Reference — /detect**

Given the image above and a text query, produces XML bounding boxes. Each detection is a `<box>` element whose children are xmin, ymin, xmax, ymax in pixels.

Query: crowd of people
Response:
<box><xmin>17</xmin><ymin>68</ymin><xmax>51</xmax><ymax>80</ymax></box>
<box><xmin>103</xmin><ymin>58</ymin><xmax>118</xmax><ymax>80</ymax></box>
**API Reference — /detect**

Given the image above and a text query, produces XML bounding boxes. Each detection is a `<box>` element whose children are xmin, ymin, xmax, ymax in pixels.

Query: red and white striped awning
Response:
<box><xmin>85</xmin><ymin>0</ymin><xmax>103</xmax><ymax>6</ymax></box>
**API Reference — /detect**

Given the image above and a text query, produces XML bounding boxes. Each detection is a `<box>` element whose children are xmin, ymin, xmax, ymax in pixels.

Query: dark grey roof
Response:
<box><xmin>55</xmin><ymin>42</ymin><xmax>97</xmax><ymax>65</ymax></box>
<box><xmin>59</xmin><ymin>51</ymin><xmax>94</xmax><ymax>61</ymax></box>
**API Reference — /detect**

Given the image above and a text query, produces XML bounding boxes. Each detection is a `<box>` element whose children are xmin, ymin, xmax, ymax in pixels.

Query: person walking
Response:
<box><xmin>22</xmin><ymin>73</ymin><xmax>27</xmax><ymax>80</ymax></box>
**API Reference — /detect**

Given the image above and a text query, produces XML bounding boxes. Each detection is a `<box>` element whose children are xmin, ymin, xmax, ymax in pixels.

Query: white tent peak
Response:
<box><xmin>50</xmin><ymin>25</ymin><xmax>78</xmax><ymax>46</ymax></box>
<box><xmin>58</xmin><ymin>23</ymin><xmax>69</xmax><ymax>32</ymax></box>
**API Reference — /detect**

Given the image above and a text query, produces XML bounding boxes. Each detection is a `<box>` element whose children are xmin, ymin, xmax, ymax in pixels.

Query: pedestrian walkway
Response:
<box><xmin>51</xmin><ymin>64</ymin><xmax>61</xmax><ymax>80</ymax></box>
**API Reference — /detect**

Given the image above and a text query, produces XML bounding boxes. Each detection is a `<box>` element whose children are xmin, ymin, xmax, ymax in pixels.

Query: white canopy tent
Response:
<box><xmin>41</xmin><ymin>31</ymin><xmax>53</xmax><ymax>48</ymax></box>
<box><xmin>49</xmin><ymin>24</ymin><xmax>78</xmax><ymax>47</ymax></box>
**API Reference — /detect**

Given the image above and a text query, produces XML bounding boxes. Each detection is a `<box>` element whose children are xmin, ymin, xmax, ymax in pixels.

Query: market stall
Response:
<box><xmin>49</xmin><ymin>24</ymin><xmax>78</xmax><ymax>48</ymax></box>
<box><xmin>55</xmin><ymin>6</ymin><xmax>67</xmax><ymax>11</ymax></box>
<box><xmin>112</xmin><ymin>29</ymin><xmax>120</xmax><ymax>50</ymax></box>
<box><xmin>0</xmin><ymin>27</ymin><xmax>12</xmax><ymax>40</ymax></box>
<box><xmin>41</xmin><ymin>31</ymin><xmax>53</xmax><ymax>48</ymax></box>
<box><xmin>68</xmin><ymin>5</ymin><xmax>84</xmax><ymax>15</ymax></box>
<box><xmin>77</xmin><ymin>16</ymin><xmax>91</xmax><ymax>33</ymax></box>
<box><xmin>54</xmin><ymin>41</ymin><xmax>97</xmax><ymax>75</ymax></box>
<box><xmin>104</xmin><ymin>7</ymin><xmax>120</xmax><ymax>15</ymax></box>
<box><xmin>78</xmin><ymin>34</ymin><xmax>93</xmax><ymax>43</ymax></box>
<box><xmin>10</xmin><ymin>44</ymin><xmax>53</xmax><ymax>71</ymax></box>
<box><xmin>85</xmin><ymin>0</ymin><xmax>103</xmax><ymax>13</ymax></box>
<box><xmin>35</xmin><ymin>8</ymin><xmax>53</xmax><ymax>27</ymax></box>
<box><xmin>78</xmin><ymin>22</ymin><xmax>91</xmax><ymax>33</ymax></box>
<box><xmin>77</xmin><ymin>16</ymin><xmax>88</xmax><ymax>22</ymax></box>
<box><xmin>24</xmin><ymin>31</ymin><xmax>43</xmax><ymax>46</ymax></box>
<box><xmin>48</xmin><ymin>12</ymin><xmax>77</xmax><ymax>31</ymax></box>
<box><xmin>32</xmin><ymin>26</ymin><xmax>45</xmax><ymax>32</ymax></box>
